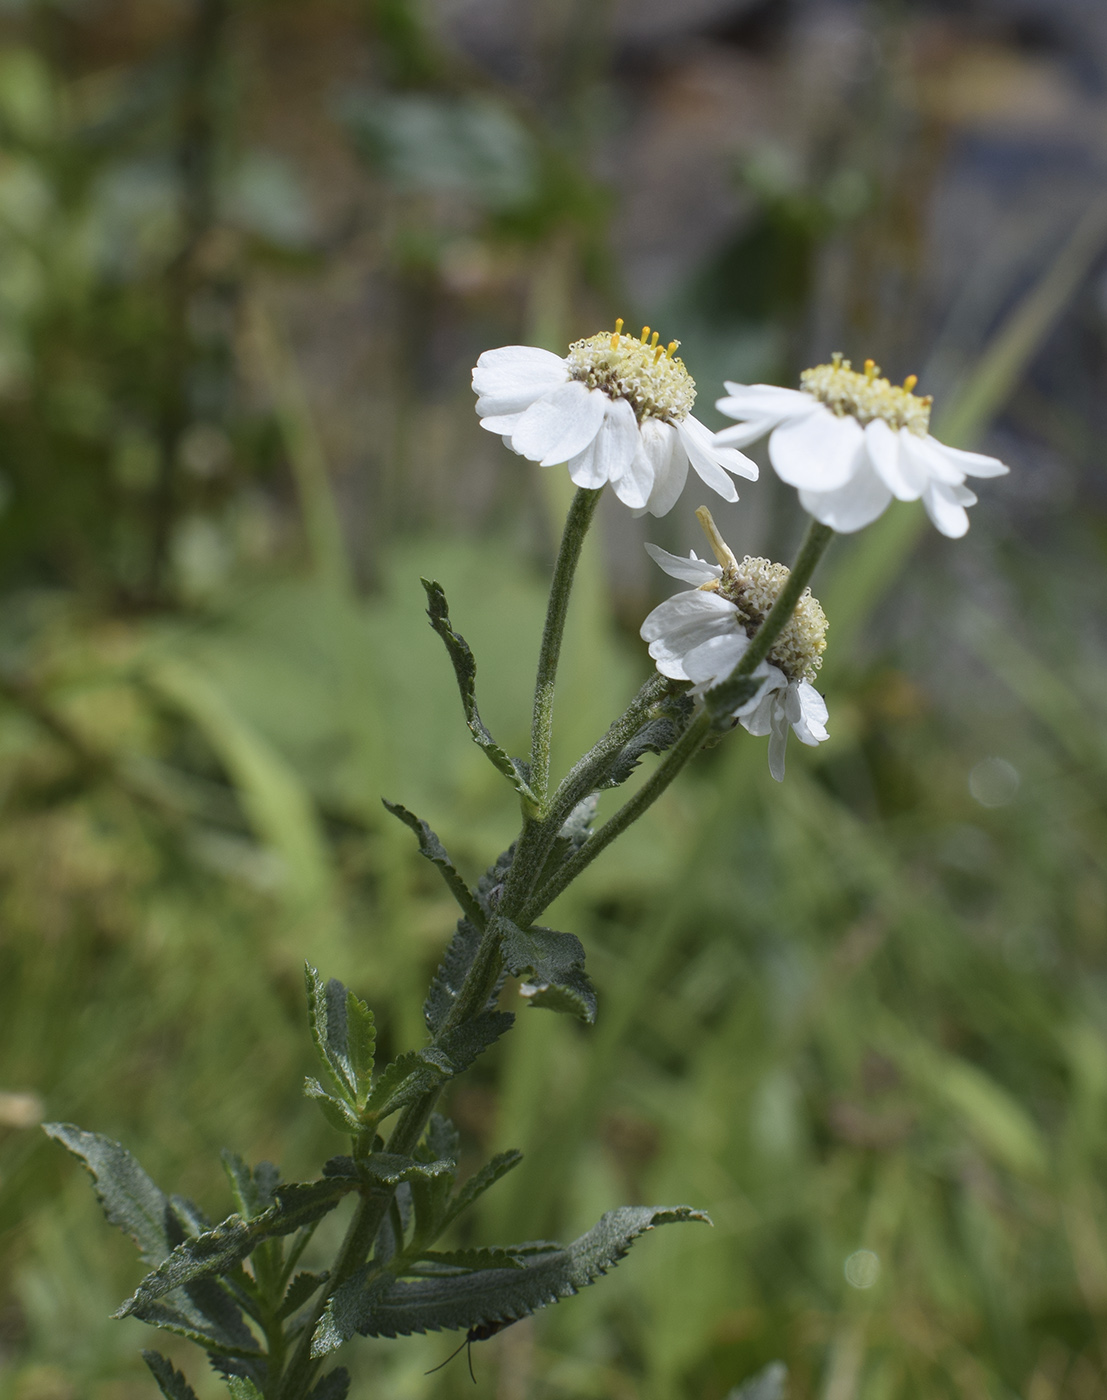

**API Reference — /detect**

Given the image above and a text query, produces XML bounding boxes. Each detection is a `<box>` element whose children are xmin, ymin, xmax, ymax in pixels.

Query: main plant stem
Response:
<box><xmin>279</xmin><ymin>511</ymin><xmax>833</xmax><ymax>1397</ymax></box>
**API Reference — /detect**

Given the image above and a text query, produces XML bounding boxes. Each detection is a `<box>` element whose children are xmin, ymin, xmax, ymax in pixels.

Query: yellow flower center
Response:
<box><xmin>800</xmin><ymin>353</ymin><xmax>931</xmax><ymax>436</ymax></box>
<box><xmin>567</xmin><ymin>319</ymin><xmax>696</xmax><ymax>424</ymax></box>
<box><xmin>695</xmin><ymin>507</ymin><xmax>827</xmax><ymax>684</ymax></box>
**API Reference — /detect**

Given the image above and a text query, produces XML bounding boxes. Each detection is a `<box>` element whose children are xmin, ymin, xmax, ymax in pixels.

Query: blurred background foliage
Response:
<box><xmin>1</xmin><ymin>0</ymin><xmax>1107</xmax><ymax>1397</ymax></box>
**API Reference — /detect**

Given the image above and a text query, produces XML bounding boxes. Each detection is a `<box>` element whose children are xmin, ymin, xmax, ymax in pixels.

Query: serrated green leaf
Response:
<box><xmin>132</xmin><ymin>1299</ymin><xmax>264</xmax><ymax>1360</ymax></box>
<box><xmin>409</xmin><ymin>1117</ymin><xmax>460</xmax><ymax>1246</ymax></box>
<box><xmin>382</xmin><ymin>801</ymin><xmax>484</xmax><ymax>926</ymax></box>
<box><xmin>278</xmin><ymin>1270</ymin><xmax>328</xmax><ymax>1321</ymax></box>
<box><xmin>117</xmin><ymin>1179</ymin><xmax>354</xmax><ymax>1316</ymax></box>
<box><xmin>324</xmin><ymin>1205</ymin><xmax>710</xmax><ymax>1343</ymax></box>
<box><xmin>307</xmin><ymin>1369</ymin><xmax>350</xmax><ymax>1400</ymax></box>
<box><xmin>600</xmin><ymin>710</ymin><xmax>688</xmax><ymax>788</ymax></box>
<box><xmin>345</xmin><ymin>991</ymin><xmax>376</xmax><ymax>1104</ymax></box>
<box><xmin>363</xmin><ymin>1154</ymin><xmax>456</xmax><ymax>1188</ymax></box>
<box><xmin>364</xmin><ymin>1013</ymin><xmax>512</xmax><ymax>1122</ymax></box>
<box><xmin>409</xmin><ymin>1248</ymin><xmax>525</xmax><ymax>1273</ymax></box>
<box><xmin>420</xmin><ymin>579</ymin><xmax>536</xmax><ymax>803</ymax></box>
<box><xmin>305</xmin><ymin>966</ymin><xmax>374</xmax><ymax>1109</ymax></box>
<box><xmin>221</xmin><ymin>1152</ymin><xmax>279</xmax><ymax>1221</ymax></box>
<box><xmin>424</xmin><ymin>848</ymin><xmax>513</xmax><ymax>1034</ymax></box>
<box><xmin>225</xmin><ymin>1378</ymin><xmax>263</xmax><ymax>1400</ymax></box>
<box><xmin>498</xmin><ymin>920</ymin><xmax>596</xmax><ymax>1024</ymax></box>
<box><xmin>304</xmin><ymin>1077</ymin><xmax>362</xmax><ymax>1132</ymax></box>
<box><xmin>44</xmin><ymin>1124</ymin><xmax>173</xmax><ymax>1265</ymax></box>
<box><xmin>142</xmin><ymin>1351</ymin><xmax>200</xmax><ymax>1400</ymax></box>
<box><xmin>311</xmin><ymin>1272</ymin><xmax>392</xmax><ymax>1358</ymax></box>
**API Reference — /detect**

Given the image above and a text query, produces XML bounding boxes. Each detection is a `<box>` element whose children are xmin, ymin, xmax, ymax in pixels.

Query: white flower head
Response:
<box><xmin>640</xmin><ymin>508</ymin><xmax>829</xmax><ymax>781</ymax></box>
<box><xmin>714</xmin><ymin>353</ymin><xmax>1009</xmax><ymax>536</ymax></box>
<box><xmin>473</xmin><ymin>320</ymin><xmax>758</xmax><ymax>515</ymax></box>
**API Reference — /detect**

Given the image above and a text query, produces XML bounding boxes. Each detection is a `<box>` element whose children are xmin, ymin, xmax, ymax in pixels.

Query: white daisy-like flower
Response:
<box><xmin>714</xmin><ymin>354</ymin><xmax>1009</xmax><ymax>537</ymax></box>
<box><xmin>640</xmin><ymin>509</ymin><xmax>829</xmax><ymax>781</ymax></box>
<box><xmin>472</xmin><ymin>320</ymin><xmax>758</xmax><ymax>515</ymax></box>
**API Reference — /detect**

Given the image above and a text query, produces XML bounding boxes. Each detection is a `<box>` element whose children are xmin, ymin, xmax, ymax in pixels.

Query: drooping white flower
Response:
<box><xmin>472</xmin><ymin>321</ymin><xmax>758</xmax><ymax>515</ymax></box>
<box><xmin>714</xmin><ymin>354</ymin><xmax>1009</xmax><ymax>536</ymax></box>
<box><xmin>640</xmin><ymin>510</ymin><xmax>829</xmax><ymax>780</ymax></box>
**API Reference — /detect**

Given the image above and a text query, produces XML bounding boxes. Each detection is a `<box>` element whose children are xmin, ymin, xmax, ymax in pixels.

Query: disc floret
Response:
<box><xmin>567</xmin><ymin>319</ymin><xmax>696</xmax><ymax>425</ymax></box>
<box><xmin>695</xmin><ymin>507</ymin><xmax>827</xmax><ymax>684</ymax></box>
<box><xmin>800</xmin><ymin>353</ymin><xmax>931</xmax><ymax>436</ymax></box>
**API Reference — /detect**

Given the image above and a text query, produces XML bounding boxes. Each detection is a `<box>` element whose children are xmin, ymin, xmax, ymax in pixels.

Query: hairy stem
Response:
<box><xmin>529</xmin><ymin>486</ymin><xmax>603</xmax><ymax>807</ymax></box>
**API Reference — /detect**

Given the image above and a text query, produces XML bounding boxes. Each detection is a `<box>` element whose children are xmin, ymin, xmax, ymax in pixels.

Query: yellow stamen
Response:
<box><xmin>610</xmin><ymin>332</ymin><xmax>620</xmax><ymax>349</ymax></box>
<box><xmin>653</xmin><ymin>345</ymin><xmax>665</xmax><ymax>363</ymax></box>
<box><xmin>864</xmin><ymin>358</ymin><xmax>878</xmax><ymax>381</ymax></box>
<box><xmin>650</xmin><ymin>331</ymin><xmax>659</xmax><ymax>348</ymax></box>
<box><xmin>667</xmin><ymin>341</ymin><xmax>677</xmax><ymax>357</ymax></box>
<box><xmin>641</xmin><ymin>326</ymin><xmax>650</xmax><ymax>342</ymax></box>
<box><xmin>695</xmin><ymin>506</ymin><xmax>740</xmax><ymax>573</ymax></box>
<box><xmin>903</xmin><ymin>373</ymin><xmax>918</xmax><ymax>393</ymax></box>
<box><xmin>614</xmin><ymin>317</ymin><xmax>623</xmax><ymax>335</ymax></box>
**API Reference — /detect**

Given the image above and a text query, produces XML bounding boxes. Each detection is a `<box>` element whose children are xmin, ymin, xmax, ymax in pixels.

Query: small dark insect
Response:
<box><xmin>425</xmin><ymin>1320</ymin><xmax>515</xmax><ymax>1384</ymax></box>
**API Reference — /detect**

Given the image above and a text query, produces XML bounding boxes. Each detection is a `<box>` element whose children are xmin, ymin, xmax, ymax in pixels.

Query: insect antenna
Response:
<box><xmin>424</xmin><ymin>1335</ymin><xmax>470</xmax><ymax>1378</ymax></box>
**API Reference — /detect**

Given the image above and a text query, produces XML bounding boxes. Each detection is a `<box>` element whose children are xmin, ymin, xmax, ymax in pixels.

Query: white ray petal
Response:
<box><xmin>931</xmin><ymin>442</ymin><xmax>1009</xmax><ymax>479</ymax></box>
<box><xmin>511</xmin><ymin>381</ymin><xmax>607</xmax><ymax>466</ymax></box>
<box><xmin>717</xmin><ymin>384</ymin><xmax>816</xmax><ymax>419</ymax></box>
<box><xmin>799</xmin><ymin>457</ymin><xmax>893</xmax><ymax>533</ymax></box>
<box><xmin>864</xmin><ymin>419</ymin><xmax>920</xmax><ymax>500</ymax></box>
<box><xmin>472</xmin><ymin>346</ymin><xmax>569</xmax><ymax>415</ymax></box>
<box><xmin>643</xmin><ymin>543</ymin><xmax>721</xmax><ymax>584</ymax></box>
<box><xmin>568</xmin><ymin>396</ymin><xmax>641</xmax><ymax>496</ymax></box>
<box><xmin>635</xmin><ymin>420</ymin><xmax>686</xmax><ymax>517</ymax></box>
<box><xmin>922</xmin><ymin>480</ymin><xmax>970</xmax><ymax>538</ymax></box>
<box><xmin>769</xmin><ymin>406</ymin><xmax>864</xmax><ymax>491</ymax></box>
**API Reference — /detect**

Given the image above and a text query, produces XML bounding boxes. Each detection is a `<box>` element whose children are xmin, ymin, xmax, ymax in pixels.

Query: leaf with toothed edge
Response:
<box><xmin>224</xmin><ymin>1379</ymin><xmax>263</xmax><ymax>1400</ymax></box>
<box><xmin>498</xmin><ymin>918</ymin><xmax>597</xmax><ymax>1024</ymax></box>
<box><xmin>305</xmin><ymin>965</ymin><xmax>375</xmax><ymax>1109</ymax></box>
<box><xmin>599</xmin><ymin>705</ymin><xmax>691</xmax><ymax>789</ymax></box>
<box><xmin>142</xmin><ymin>1352</ymin><xmax>200</xmax><ymax>1400</ymax></box>
<box><xmin>421</xmin><ymin>579</ymin><xmax>536</xmax><ymax>803</ymax></box>
<box><xmin>307</xmin><ymin>1369</ymin><xmax>351</xmax><ymax>1400</ymax></box>
<box><xmin>116</xmin><ymin>1179</ymin><xmax>355</xmax><ymax>1316</ymax></box>
<box><xmin>362</xmin><ymin>1012</ymin><xmax>514</xmax><ymax>1121</ymax></box>
<box><xmin>43</xmin><ymin>1124</ymin><xmax>174</xmax><ymax>1266</ymax></box>
<box><xmin>424</xmin><ymin>847</ymin><xmax>514</xmax><ymax>1035</ymax></box>
<box><xmin>311</xmin><ymin>1205</ymin><xmax>710</xmax><ymax>1352</ymax></box>
<box><xmin>382</xmin><ymin>802</ymin><xmax>484</xmax><ymax>925</ymax></box>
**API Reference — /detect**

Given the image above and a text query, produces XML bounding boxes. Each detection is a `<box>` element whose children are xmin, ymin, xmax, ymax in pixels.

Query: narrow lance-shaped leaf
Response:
<box><xmin>498</xmin><ymin>918</ymin><xmax>597</xmax><ymax>1024</ymax></box>
<box><xmin>307</xmin><ymin>1369</ymin><xmax>351</xmax><ymax>1400</ymax></box>
<box><xmin>424</xmin><ymin>847</ymin><xmax>513</xmax><ymax>1035</ymax></box>
<box><xmin>382</xmin><ymin>801</ymin><xmax>485</xmax><ymax>927</ymax></box>
<box><xmin>362</xmin><ymin>1012</ymin><xmax>514</xmax><ymax>1123</ymax></box>
<box><xmin>143</xmin><ymin>1351</ymin><xmax>201</xmax><ymax>1400</ymax></box>
<box><xmin>43</xmin><ymin>1124</ymin><xmax>173</xmax><ymax>1265</ymax></box>
<box><xmin>305</xmin><ymin>965</ymin><xmax>375</xmax><ymax>1109</ymax></box>
<box><xmin>315</xmin><ymin>1205</ymin><xmax>710</xmax><ymax>1350</ymax></box>
<box><xmin>117</xmin><ymin>1178</ymin><xmax>356</xmax><ymax>1316</ymax></box>
<box><xmin>599</xmin><ymin>703</ymin><xmax>691</xmax><ymax>789</ymax></box>
<box><xmin>421</xmin><ymin>579</ymin><xmax>536</xmax><ymax>804</ymax></box>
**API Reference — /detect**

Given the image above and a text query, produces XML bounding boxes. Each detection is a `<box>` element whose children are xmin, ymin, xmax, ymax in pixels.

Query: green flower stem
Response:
<box><xmin>519</xmin><ymin>709</ymin><xmax>712</xmax><ymax>925</ymax></box>
<box><xmin>521</xmin><ymin>517</ymin><xmax>836</xmax><ymax>922</ymax></box>
<box><xmin>529</xmin><ymin>486</ymin><xmax>603</xmax><ymax>809</ymax></box>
